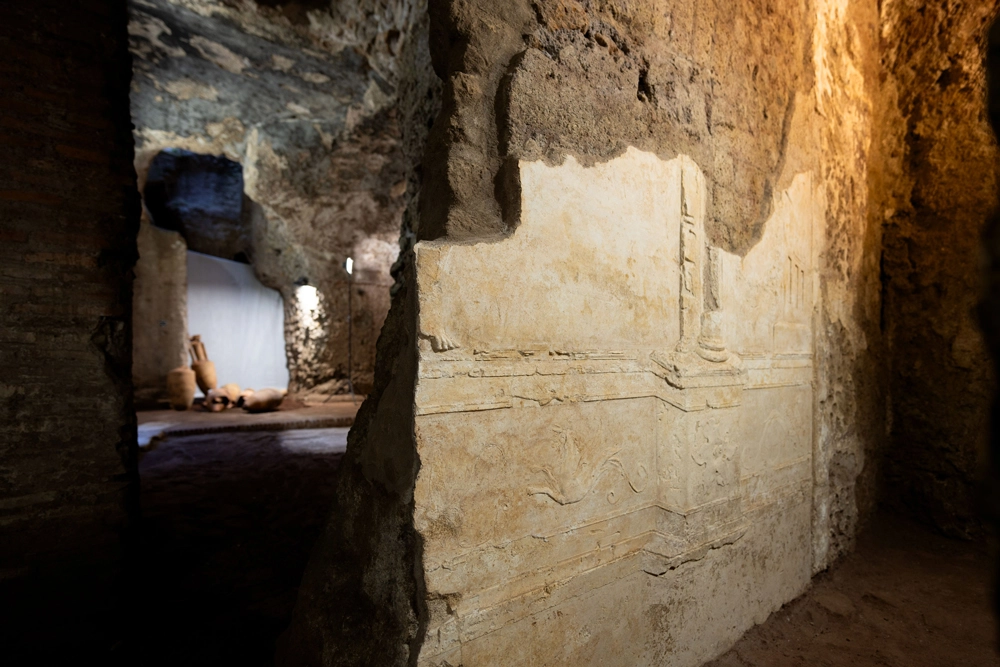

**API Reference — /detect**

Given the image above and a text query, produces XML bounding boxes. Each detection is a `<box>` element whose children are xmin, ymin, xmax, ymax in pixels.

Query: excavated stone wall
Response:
<box><xmin>879</xmin><ymin>0</ymin><xmax>999</xmax><ymax>538</ymax></box>
<box><xmin>133</xmin><ymin>209</ymin><xmax>188</xmax><ymax>406</ymax></box>
<box><xmin>129</xmin><ymin>0</ymin><xmax>437</xmax><ymax>395</ymax></box>
<box><xmin>813</xmin><ymin>0</ymin><xmax>887</xmax><ymax>567</ymax></box>
<box><xmin>982</xmin><ymin>13</ymin><xmax>1000</xmax><ymax>561</ymax></box>
<box><xmin>0</xmin><ymin>0</ymin><xmax>140</xmax><ymax>658</ymax></box>
<box><xmin>284</xmin><ymin>0</ymin><xmax>889</xmax><ymax>664</ymax></box>
<box><xmin>1</xmin><ymin>0</ymin><xmax>991</xmax><ymax>664</ymax></box>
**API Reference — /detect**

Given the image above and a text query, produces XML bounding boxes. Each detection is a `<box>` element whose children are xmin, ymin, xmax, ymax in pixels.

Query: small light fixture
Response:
<box><xmin>344</xmin><ymin>256</ymin><xmax>356</xmax><ymax>404</ymax></box>
<box><xmin>295</xmin><ymin>284</ymin><xmax>319</xmax><ymax>315</ymax></box>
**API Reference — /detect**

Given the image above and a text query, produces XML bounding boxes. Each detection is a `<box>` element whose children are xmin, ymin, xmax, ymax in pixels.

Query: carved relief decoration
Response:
<box><xmin>677</xmin><ymin>164</ymin><xmax>704</xmax><ymax>353</ymax></box>
<box><xmin>528</xmin><ymin>426</ymin><xmax>648</xmax><ymax>506</ymax></box>
<box><xmin>410</xmin><ymin>150</ymin><xmax>821</xmax><ymax>660</ymax></box>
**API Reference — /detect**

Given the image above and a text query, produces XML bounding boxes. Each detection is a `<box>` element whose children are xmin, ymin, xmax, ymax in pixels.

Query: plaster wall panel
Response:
<box><xmin>411</xmin><ymin>148</ymin><xmax>820</xmax><ymax>665</ymax></box>
<box><xmin>420</xmin><ymin>496</ymin><xmax>811</xmax><ymax>667</ymax></box>
<box><xmin>737</xmin><ymin>386</ymin><xmax>813</xmax><ymax>480</ymax></box>
<box><xmin>718</xmin><ymin>172</ymin><xmax>819</xmax><ymax>358</ymax></box>
<box><xmin>415</xmin><ymin>148</ymin><xmax>689</xmax><ymax>352</ymax></box>
<box><xmin>415</xmin><ymin>398</ymin><xmax>656</xmax><ymax>597</ymax></box>
<box><xmin>656</xmin><ymin>403</ymin><xmax>742</xmax><ymax>515</ymax></box>
<box><xmin>638</xmin><ymin>495</ymin><xmax>813</xmax><ymax>667</ymax></box>
<box><xmin>737</xmin><ymin>385</ymin><xmax>814</xmax><ymax>512</ymax></box>
<box><xmin>453</xmin><ymin>569</ymin><xmax>649</xmax><ymax>667</ymax></box>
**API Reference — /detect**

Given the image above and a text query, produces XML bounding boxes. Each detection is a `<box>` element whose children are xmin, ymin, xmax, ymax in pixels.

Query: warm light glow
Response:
<box><xmin>296</xmin><ymin>284</ymin><xmax>320</xmax><ymax>328</ymax></box>
<box><xmin>296</xmin><ymin>284</ymin><xmax>319</xmax><ymax>311</ymax></box>
<box><xmin>345</xmin><ymin>256</ymin><xmax>354</xmax><ymax>275</ymax></box>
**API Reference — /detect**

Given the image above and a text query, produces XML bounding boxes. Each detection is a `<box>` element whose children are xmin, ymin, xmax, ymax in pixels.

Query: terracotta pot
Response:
<box><xmin>191</xmin><ymin>360</ymin><xmax>217</xmax><ymax>393</ymax></box>
<box><xmin>166</xmin><ymin>366</ymin><xmax>196</xmax><ymax>411</ymax></box>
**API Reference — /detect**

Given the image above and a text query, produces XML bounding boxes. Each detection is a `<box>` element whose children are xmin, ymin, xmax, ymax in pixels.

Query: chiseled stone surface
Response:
<box><xmin>412</xmin><ymin>149</ymin><xmax>818</xmax><ymax>665</ymax></box>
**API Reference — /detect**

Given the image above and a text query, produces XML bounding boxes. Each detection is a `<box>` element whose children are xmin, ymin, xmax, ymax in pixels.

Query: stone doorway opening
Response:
<box><xmin>121</xmin><ymin>0</ymin><xmax>432</xmax><ymax>660</ymax></box>
<box><xmin>130</xmin><ymin>145</ymin><xmax>357</xmax><ymax>667</ymax></box>
<box><xmin>134</xmin><ymin>147</ymin><xmax>291</xmax><ymax>413</ymax></box>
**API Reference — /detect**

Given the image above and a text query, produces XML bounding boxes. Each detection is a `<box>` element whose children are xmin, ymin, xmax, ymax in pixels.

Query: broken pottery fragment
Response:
<box><xmin>205</xmin><ymin>388</ymin><xmax>232</xmax><ymax>412</ymax></box>
<box><xmin>237</xmin><ymin>388</ymin><xmax>255</xmax><ymax>408</ymax></box>
<box><xmin>242</xmin><ymin>388</ymin><xmax>286</xmax><ymax>413</ymax></box>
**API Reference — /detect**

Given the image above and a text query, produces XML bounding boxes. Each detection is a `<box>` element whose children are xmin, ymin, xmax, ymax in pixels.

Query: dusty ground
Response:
<box><xmin>135</xmin><ymin>428</ymin><xmax>348</xmax><ymax>666</ymax></box>
<box><xmin>136</xmin><ymin>400</ymin><xmax>359</xmax><ymax>446</ymax></box>
<box><xmin>705</xmin><ymin>514</ymin><xmax>999</xmax><ymax>667</ymax></box>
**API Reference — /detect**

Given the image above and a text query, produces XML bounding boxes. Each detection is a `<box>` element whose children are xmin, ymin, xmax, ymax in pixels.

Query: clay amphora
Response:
<box><xmin>188</xmin><ymin>335</ymin><xmax>217</xmax><ymax>393</ymax></box>
<box><xmin>166</xmin><ymin>366</ymin><xmax>196</xmax><ymax>411</ymax></box>
<box><xmin>191</xmin><ymin>360</ymin><xmax>217</xmax><ymax>393</ymax></box>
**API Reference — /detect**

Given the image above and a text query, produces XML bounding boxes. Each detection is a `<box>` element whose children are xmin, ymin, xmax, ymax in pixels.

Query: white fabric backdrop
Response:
<box><xmin>186</xmin><ymin>251</ymin><xmax>289</xmax><ymax>396</ymax></box>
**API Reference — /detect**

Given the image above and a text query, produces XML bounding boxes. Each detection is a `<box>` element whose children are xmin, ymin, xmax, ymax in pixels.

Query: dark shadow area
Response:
<box><xmin>135</xmin><ymin>428</ymin><xmax>346</xmax><ymax>666</ymax></box>
<box><xmin>144</xmin><ymin>148</ymin><xmax>251</xmax><ymax>263</ymax></box>
<box><xmin>982</xmin><ymin>12</ymin><xmax>1000</xmax><ymax>631</ymax></box>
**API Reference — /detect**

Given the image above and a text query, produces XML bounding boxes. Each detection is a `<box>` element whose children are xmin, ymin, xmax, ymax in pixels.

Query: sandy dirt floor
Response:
<box><xmin>705</xmin><ymin>514</ymin><xmax>999</xmax><ymax>667</ymax></box>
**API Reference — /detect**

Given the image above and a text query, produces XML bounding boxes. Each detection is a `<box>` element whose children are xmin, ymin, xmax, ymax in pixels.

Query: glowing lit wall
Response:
<box><xmin>187</xmin><ymin>251</ymin><xmax>289</xmax><ymax>395</ymax></box>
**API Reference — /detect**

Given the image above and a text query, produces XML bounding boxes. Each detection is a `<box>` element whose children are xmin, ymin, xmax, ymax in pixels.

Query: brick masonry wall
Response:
<box><xmin>0</xmin><ymin>0</ymin><xmax>139</xmax><ymax>659</ymax></box>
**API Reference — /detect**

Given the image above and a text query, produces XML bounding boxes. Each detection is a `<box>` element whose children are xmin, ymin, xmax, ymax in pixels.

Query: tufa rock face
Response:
<box><xmin>879</xmin><ymin>0</ymin><xmax>1000</xmax><ymax>538</ymax></box>
<box><xmin>144</xmin><ymin>149</ymin><xmax>251</xmax><ymax>262</ymax></box>
<box><xmin>420</xmin><ymin>0</ymin><xmax>813</xmax><ymax>254</ymax></box>
<box><xmin>283</xmin><ymin>0</ymin><xmax>902</xmax><ymax>663</ymax></box>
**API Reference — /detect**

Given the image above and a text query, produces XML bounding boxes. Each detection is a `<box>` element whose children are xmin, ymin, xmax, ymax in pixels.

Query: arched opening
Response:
<box><xmin>136</xmin><ymin>148</ymin><xmax>289</xmax><ymax>404</ymax></box>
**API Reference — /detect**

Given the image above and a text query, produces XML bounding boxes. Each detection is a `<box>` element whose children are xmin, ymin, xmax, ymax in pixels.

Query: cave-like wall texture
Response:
<box><xmin>880</xmin><ymin>0</ymin><xmax>1000</xmax><ymax>538</ymax></box>
<box><xmin>0</xmin><ymin>0</ymin><xmax>140</xmax><ymax>660</ymax></box>
<box><xmin>417</xmin><ymin>0</ymin><xmax>886</xmax><ymax>568</ymax></box>
<box><xmin>129</xmin><ymin>0</ymin><xmax>438</xmax><ymax>394</ymax></box>
<box><xmin>982</xmin><ymin>9</ymin><xmax>1000</xmax><ymax>568</ymax></box>
<box><xmin>281</xmin><ymin>0</ymin><xmax>890</xmax><ymax>664</ymax></box>
<box><xmin>420</xmin><ymin>0</ymin><xmax>812</xmax><ymax>248</ymax></box>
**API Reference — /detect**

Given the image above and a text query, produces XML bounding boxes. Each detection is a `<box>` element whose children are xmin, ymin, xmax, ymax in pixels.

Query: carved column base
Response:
<box><xmin>696</xmin><ymin>311</ymin><xmax>729</xmax><ymax>363</ymax></box>
<box><xmin>650</xmin><ymin>348</ymin><xmax>746</xmax><ymax>411</ymax></box>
